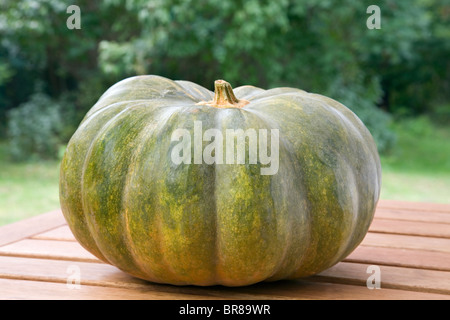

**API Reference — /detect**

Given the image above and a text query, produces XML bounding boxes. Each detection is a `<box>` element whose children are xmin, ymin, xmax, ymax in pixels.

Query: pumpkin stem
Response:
<box><xmin>213</xmin><ymin>80</ymin><xmax>240</xmax><ymax>105</ymax></box>
<box><xmin>197</xmin><ymin>80</ymin><xmax>249</xmax><ymax>108</ymax></box>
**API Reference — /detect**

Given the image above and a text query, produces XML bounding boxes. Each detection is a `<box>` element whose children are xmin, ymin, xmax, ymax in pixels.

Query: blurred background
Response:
<box><xmin>0</xmin><ymin>0</ymin><xmax>449</xmax><ymax>225</ymax></box>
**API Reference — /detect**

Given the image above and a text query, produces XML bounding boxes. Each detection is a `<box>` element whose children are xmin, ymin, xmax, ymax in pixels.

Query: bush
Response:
<box><xmin>7</xmin><ymin>93</ymin><xmax>66</xmax><ymax>161</ymax></box>
<box><xmin>325</xmin><ymin>74</ymin><xmax>396</xmax><ymax>154</ymax></box>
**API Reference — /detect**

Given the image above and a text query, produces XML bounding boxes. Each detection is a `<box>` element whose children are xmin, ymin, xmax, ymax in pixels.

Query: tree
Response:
<box><xmin>1</xmin><ymin>0</ymin><xmax>449</xmax><ymax>158</ymax></box>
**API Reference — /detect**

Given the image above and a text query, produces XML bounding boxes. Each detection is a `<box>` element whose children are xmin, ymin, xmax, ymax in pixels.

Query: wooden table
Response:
<box><xmin>0</xmin><ymin>200</ymin><xmax>449</xmax><ymax>300</ymax></box>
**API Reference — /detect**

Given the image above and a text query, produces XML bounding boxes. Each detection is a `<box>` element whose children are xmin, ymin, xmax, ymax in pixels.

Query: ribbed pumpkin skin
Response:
<box><xmin>59</xmin><ymin>75</ymin><xmax>381</xmax><ymax>286</ymax></box>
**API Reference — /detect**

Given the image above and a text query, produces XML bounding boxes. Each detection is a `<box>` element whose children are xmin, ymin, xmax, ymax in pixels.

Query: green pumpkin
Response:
<box><xmin>59</xmin><ymin>75</ymin><xmax>381</xmax><ymax>286</ymax></box>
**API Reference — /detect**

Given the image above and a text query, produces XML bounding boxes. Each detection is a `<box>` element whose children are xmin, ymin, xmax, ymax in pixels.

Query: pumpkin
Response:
<box><xmin>59</xmin><ymin>75</ymin><xmax>381</xmax><ymax>286</ymax></box>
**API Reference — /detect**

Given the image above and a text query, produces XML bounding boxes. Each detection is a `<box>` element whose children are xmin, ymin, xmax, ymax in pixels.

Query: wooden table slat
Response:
<box><xmin>316</xmin><ymin>262</ymin><xmax>450</xmax><ymax>295</ymax></box>
<box><xmin>345</xmin><ymin>246</ymin><xmax>450</xmax><ymax>271</ymax></box>
<box><xmin>31</xmin><ymin>226</ymin><xmax>77</xmax><ymax>241</ymax></box>
<box><xmin>369</xmin><ymin>218</ymin><xmax>450</xmax><ymax>238</ymax></box>
<box><xmin>374</xmin><ymin>208</ymin><xmax>450</xmax><ymax>224</ymax></box>
<box><xmin>0</xmin><ymin>239</ymin><xmax>100</xmax><ymax>263</ymax></box>
<box><xmin>376</xmin><ymin>200</ymin><xmax>450</xmax><ymax>213</ymax></box>
<box><xmin>0</xmin><ymin>278</ymin><xmax>227</xmax><ymax>300</ymax></box>
<box><xmin>0</xmin><ymin>211</ymin><xmax>66</xmax><ymax>246</ymax></box>
<box><xmin>361</xmin><ymin>232</ymin><xmax>450</xmax><ymax>253</ymax></box>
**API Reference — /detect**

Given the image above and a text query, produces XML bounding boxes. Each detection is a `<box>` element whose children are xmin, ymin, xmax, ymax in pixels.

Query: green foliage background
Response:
<box><xmin>1</xmin><ymin>0</ymin><xmax>449</xmax><ymax>160</ymax></box>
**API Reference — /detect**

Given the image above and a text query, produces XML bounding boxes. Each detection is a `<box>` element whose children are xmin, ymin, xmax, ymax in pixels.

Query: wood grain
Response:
<box><xmin>374</xmin><ymin>208</ymin><xmax>450</xmax><ymax>224</ymax></box>
<box><xmin>377</xmin><ymin>200</ymin><xmax>450</xmax><ymax>213</ymax></box>
<box><xmin>0</xmin><ymin>278</ymin><xmax>226</xmax><ymax>300</ymax></box>
<box><xmin>0</xmin><ymin>210</ymin><xmax>66</xmax><ymax>246</ymax></box>
<box><xmin>361</xmin><ymin>232</ymin><xmax>450</xmax><ymax>253</ymax></box>
<box><xmin>369</xmin><ymin>218</ymin><xmax>450</xmax><ymax>238</ymax></box>
<box><xmin>0</xmin><ymin>239</ymin><xmax>100</xmax><ymax>262</ymax></box>
<box><xmin>315</xmin><ymin>262</ymin><xmax>450</xmax><ymax>294</ymax></box>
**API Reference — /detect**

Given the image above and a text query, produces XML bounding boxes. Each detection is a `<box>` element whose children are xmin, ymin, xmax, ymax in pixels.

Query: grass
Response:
<box><xmin>379</xmin><ymin>116</ymin><xmax>450</xmax><ymax>203</ymax></box>
<box><xmin>379</xmin><ymin>170</ymin><xmax>450</xmax><ymax>203</ymax></box>
<box><xmin>0</xmin><ymin>143</ymin><xmax>61</xmax><ymax>225</ymax></box>
<box><xmin>0</xmin><ymin>115</ymin><xmax>448</xmax><ymax>226</ymax></box>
